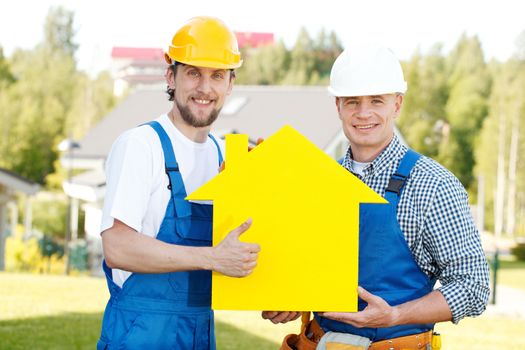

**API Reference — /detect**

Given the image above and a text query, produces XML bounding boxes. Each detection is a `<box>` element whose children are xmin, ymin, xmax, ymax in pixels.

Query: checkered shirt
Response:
<box><xmin>342</xmin><ymin>135</ymin><xmax>490</xmax><ymax>323</ymax></box>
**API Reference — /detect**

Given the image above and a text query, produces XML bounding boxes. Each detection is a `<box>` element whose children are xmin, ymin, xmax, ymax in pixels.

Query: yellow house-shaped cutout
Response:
<box><xmin>187</xmin><ymin>125</ymin><xmax>387</xmax><ymax>312</ymax></box>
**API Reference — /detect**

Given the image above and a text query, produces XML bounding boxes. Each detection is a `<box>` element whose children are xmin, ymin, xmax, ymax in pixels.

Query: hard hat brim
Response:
<box><xmin>327</xmin><ymin>83</ymin><xmax>407</xmax><ymax>97</ymax></box>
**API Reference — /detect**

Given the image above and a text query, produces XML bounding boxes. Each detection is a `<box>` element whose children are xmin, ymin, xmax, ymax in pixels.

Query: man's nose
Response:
<box><xmin>354</xmin><ymin>102</ymin><xmax>372</xmax><ymax>118</ymax></box>
<box><xmin>196</xmin><ymin>76</ymin><xmax>212</xmax><ymax>94</ymax></box>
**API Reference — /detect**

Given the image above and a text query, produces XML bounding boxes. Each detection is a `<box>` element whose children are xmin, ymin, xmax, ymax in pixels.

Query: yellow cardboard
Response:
<box><xmin>187</xmin><ymin>125</ymin><xmax>387</xmax><ymax>312</ymax></box>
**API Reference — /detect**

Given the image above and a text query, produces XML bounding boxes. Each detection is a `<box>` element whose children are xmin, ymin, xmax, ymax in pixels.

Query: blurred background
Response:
<box><xmin>0</xmin><ymin>1</ymin><xmax>524</xmax><ymax>349</ymax></box>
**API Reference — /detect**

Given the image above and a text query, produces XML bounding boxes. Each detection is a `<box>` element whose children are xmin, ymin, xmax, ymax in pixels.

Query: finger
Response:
<box><xmin>321</xmin><ymin>312</ymin><xmax>354</xmax><ymax>323</ymax></box>
<box><xmin>242</xmin><ymin>242</ymin><xmax>261</xmax><ymax>253</ymax></box>
<box><xmin>229</xmin><ymin>218</ymin><xmax>252</xmax><ymax>239</ymax></box>
<box><xmin>262</xmin><ymin>311</ymin><xmax>279</xmax><ymax>319</ymax></box>
<box><xmin>271</xmin><ymin>312</ymin><xmax>293</xmax><ymax>324</ymax></box>
<box><xmin>276</xmin><ymin>311</ymin><xmax>301</xmax><ymax>324</ymax></box>
<box><xmin>284</xmin><ymin>312</ymin><xmax>301</xmax><ymax>322</ymax></box>
<box><xmin>219</xmin><ymin>161</ymin><xmax>225</xmax><ymax>172</ymax></box>
<box><xmin>357</xmin><ymin>286</ymin><xmax>376</xmax><ymax>303</ymax></box>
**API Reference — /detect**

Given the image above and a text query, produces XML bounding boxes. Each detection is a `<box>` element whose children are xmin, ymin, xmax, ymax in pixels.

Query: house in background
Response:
<box><xmin>0</xmin><ymin>168</ymin><xmax>40</xmax><ymax>271</ymax></box>
<box><xmin>111</xmin><ymin>47</ymin><xmax>166</xmax><ymax>97</ymax></box>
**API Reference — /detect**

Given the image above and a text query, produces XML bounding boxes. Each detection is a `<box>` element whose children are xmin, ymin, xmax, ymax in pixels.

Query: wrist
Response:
<box><xmin>201</xmin><ymin>246</ymin><xmax>215</xmax><ymax>271</ymax></box>
<box><xmin>390</xmin><ymin>305</ymin><xmax>403</xmax><ymax>326</ymax></box>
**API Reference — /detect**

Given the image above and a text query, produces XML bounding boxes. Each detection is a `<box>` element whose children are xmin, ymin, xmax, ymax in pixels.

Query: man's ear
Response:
<box><xmin>335</xmin><ymin>97</ymin><xmax>343</xmax><ymax>120</ymax></box>
<box><xmin>165</xmin><ymin>67</ymin><xmax>175</xmax><ymax>89</ymax></box>
<box><xmin>393</xmin><ymin>94</ymin><xmax>404</xmax><ymax>117</ymax></box>
<box><xmin>226</xmin><ymin>71</ymin><xmax>235</xmax><ymax>95</ymax></box>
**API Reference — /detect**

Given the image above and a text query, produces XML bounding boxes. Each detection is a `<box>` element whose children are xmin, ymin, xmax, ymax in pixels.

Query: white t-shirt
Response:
<box><xmin>350</xmin><ymin>160</ymin><xmax>369</xmax><ymax>177</ymax></box>
<box><xmin>100</xmin><ymin>114</ymin><xmax>225</xmax><ymax>287</ymax></box>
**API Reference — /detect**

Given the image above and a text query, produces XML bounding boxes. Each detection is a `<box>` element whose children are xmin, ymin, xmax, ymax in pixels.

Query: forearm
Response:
<box><xmin>392</xmin><ymin>290</ymin><xmax>452</xmax><ymax>326</ymax></box>
<box><xmin>102</xmin><ymin>223</ymin><xmax>212</xmax><ymax>273</ymax></box>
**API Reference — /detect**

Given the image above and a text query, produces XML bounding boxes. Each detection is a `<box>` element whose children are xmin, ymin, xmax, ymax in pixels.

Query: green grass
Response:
<box><xmin>491</xmin><ymin>257</ymin><xmax>525</xmax><ymax>291</ymax></box>
<box><xmin>1</xmin><ymin>272</ymin><xmax>525</xmax><ymax>349</ymax></box>
<box><xmin>0</xmin><ymin>273</ymin><xmax>283</xmax><ymax>350</ymax></box>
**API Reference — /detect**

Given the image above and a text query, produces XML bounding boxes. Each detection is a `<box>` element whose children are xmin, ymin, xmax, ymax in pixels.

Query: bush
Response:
<box><xmin>5</xmin><ymin>232</ymin><xmax>43</xmax><ymax>272</ymax></box>
<box><xmin>5</xmin><ymin>229</ymin><xmax>66</xmax><ymax>274</ymax></box>
<box><xmin>511</xmin><ymin>242</ymin><xmax>525</xmax><ymax>261</ymax></box>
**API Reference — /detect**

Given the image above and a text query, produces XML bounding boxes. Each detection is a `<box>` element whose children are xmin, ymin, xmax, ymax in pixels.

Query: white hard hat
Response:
<box><xmin>328</xmin><ymin>45</ymin><xmax>407</xmax><ymax>97</ymax></box>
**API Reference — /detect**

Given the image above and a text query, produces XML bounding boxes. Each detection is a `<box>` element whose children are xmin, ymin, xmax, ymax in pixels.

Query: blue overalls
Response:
<box><xmin>317</xmin><ymin>149</ymin><xmax>435</xmax><ymax>341</ymax></box>
<box><xmin>97</xmin><ymin>121</ymin><xmax>223</xmax><ymax>350</ymax></box>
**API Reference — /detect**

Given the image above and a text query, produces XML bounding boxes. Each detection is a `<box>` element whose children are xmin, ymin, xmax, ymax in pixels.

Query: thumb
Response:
<box><xmin>230</xmin><ymin>218</ymin><xmax>252</xmax><ymax>239</ymax></box>
<box><xmin>357</xmin><ymin>286</ymin><xmax>375</xmax><ymax>303</ymax></box>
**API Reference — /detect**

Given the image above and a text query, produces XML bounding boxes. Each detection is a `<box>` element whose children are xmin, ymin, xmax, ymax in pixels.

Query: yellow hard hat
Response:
<box><xmin>164</xmin><ymin>16</ymin><xmax>242</xmax><ymax>69</ymax></box>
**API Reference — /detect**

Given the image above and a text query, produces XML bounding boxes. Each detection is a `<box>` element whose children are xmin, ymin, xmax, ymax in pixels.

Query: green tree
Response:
<box><xmin>399</xmin><ymin>44</ymin><xmax>448</xmax><ymax>158</ymax></box>
<box><xmin>311</xmin><ymin>29</ymin><xmax>343</xmax><ymax>84</ymax></box>
<box><xmin>3</xmin><ymin>6</ymin><xmax>116</xmax><ymax>185</ymax></box>
<box><xmin>0</xmin><ymin>47</ymin><xmax>16</xmax><ymax>167</ymax></box>
<box><xmin>0</xmin><ymin>47</ymin><xmax>15</xmax><ymax>86</ymax></box>
<box><xmin>439</xmin><ymin>34</ymin><xmax>491</xmax><ymax>191</ymax></box>
<box><xmin>236</xmin><ymin>39</ymin><xmax>289</xmax><ymax>85</ymax></box>
<box><xmin>0</xmin><ymin>6</ymin><xmax>78</xmax><ymax>183</ymax></box>
<box><xmin>475</xmin><ymin>57</ymin><xmax>525</xmax><ymax>236</ymax></box>
<box><xmin>43</xmin><ymin>6</ymin><xmax>78</xmax><ymax>57</ymax></box>
<box><xmin>282</xmin><ymin>27</ymin><xmax>316</xmax><ymax>85</ymax></box>
<box><xmin>235</xmin><ymin>28</ymin><xmax>342</xmax><ymax>86</ymax></box>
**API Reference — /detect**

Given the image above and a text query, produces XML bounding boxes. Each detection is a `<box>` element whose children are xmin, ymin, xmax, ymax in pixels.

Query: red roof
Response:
<box><xmin>111</xmin><ymin>47</ymin><xmax>165</xmax><ymax>60</ymax></box>
<box><xmin>235</xmin><ymin>32</ymin><xmax>274</xmax><ymax>48</ymax></box>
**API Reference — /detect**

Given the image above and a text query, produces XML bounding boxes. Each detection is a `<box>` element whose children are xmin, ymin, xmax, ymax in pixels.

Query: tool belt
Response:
<box><xmin>280</xmin><ymin>313</ymin><xmax>439</xmax><ymax>350</ymax></box>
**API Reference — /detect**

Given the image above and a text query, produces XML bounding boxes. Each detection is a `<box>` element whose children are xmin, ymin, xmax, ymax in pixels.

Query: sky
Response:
<box><xmin>1</xmin><ymin>0</ymin><xmax>524</xmax><ymax>75</ymax></box>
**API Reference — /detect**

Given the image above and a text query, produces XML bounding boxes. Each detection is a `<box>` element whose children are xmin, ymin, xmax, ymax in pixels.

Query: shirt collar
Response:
<box><xmin>342</xmin><ymin>134</ymin><xmax>407</xmax><ymax>178</ymax></box>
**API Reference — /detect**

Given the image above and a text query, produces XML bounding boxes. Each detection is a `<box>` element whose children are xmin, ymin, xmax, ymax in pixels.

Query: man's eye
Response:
<box><xmin>188</xmin><ymin>70</ymin><xmax>200</xmax><ymax>77</ymax></box>
<box><xmin>213</xmin><ymin>72</ymin><xmax>224</xmax><ymax>80</ymax></box>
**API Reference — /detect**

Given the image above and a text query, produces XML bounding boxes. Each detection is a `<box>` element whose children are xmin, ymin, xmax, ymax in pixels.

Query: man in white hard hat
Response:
<box><xmin>264</xmin><ymin>45</ymin><xmax>489</xmax><ymax>350</ymax></box>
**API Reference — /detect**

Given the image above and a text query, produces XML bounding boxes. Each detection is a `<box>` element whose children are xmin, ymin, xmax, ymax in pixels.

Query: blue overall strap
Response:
<box><xmin>208</xmin><ymin>133</ymin><xmax>224</xmax><ymax>166</ymax></box>
<box><xmin>384</xmin><ymin>149</ymin><xmax>421</xmax><ymax>207</ymax></box>
<box><xmin>145</xmin><ymin>121</ymin><xmax>223</xmax><ymax>201</ymax></box>
<box><xmin>145</xmin><ymin>121</ymin><xmax>186</xmax><ymax>199</ymax></box>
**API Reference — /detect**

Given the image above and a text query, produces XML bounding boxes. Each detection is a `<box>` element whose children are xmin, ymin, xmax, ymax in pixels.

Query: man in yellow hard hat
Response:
<box><xmin>97</xmin><ymin>17</ymin><xmax>259</xmax><ymax>350</ymax></box>
<box><xmin>264</xmin><ymin>45</ymin><xmax>489</xmax><ymax>350</ymax></box>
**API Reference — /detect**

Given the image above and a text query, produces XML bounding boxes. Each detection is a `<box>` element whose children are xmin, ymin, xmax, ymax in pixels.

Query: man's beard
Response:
<box><xmin>175</xmin><ymin>98</ymin><xmax>220</xmax><ymax>128</ymax></box>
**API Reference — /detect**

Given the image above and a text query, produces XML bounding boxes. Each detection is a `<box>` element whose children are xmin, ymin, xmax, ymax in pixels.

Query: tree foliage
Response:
<box><xmin>235</xmin><ymin>27</ymin><xmax>342</xmax><ymax>85</ymax></box>
<box><xmin>399</xmin><ymin>44</ymin><xmax>448</xmax><ymax>158</ymax></box>
<box><xmin>0</xmin><ymin>7</ymin><xmax>115</xmax><ymax>185</ymax></box>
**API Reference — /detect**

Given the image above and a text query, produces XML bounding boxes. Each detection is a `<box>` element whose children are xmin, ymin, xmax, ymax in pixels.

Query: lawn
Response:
<box><xmin>1</xmin><ymin>272</ymin><xmax>524</xmax><ymax>350</ymax></box>
<box><xmin>490</xmin><ymin>257</ymin><xmax>525</xmax><ymax>291</ymax></box>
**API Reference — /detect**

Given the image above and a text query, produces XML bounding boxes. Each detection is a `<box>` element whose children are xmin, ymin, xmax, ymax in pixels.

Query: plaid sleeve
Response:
<box><xmin>423</xmin><ymin>175</ymin><xmax>490</xmax><ymax>323</ymax></box>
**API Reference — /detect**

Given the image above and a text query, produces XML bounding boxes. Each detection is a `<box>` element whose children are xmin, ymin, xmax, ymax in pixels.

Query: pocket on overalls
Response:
<box><xmin>119</xmin><ymin>313</ymin><xmax>180</xmax><ymax>349</ymax></box>
<box><xmin>174</xmin><ymin>216</ymin><xmax>212</xmax><ymax>247</ymax></box>
<box><xmin>109</xmin><ymin>309</ymin><xmax>141</xmax><ymax>350</ymax></box>
<box><xmin>169</xmin><ymin>216</ymin><xmax>212</xmax><ymax>297</ymax></box>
